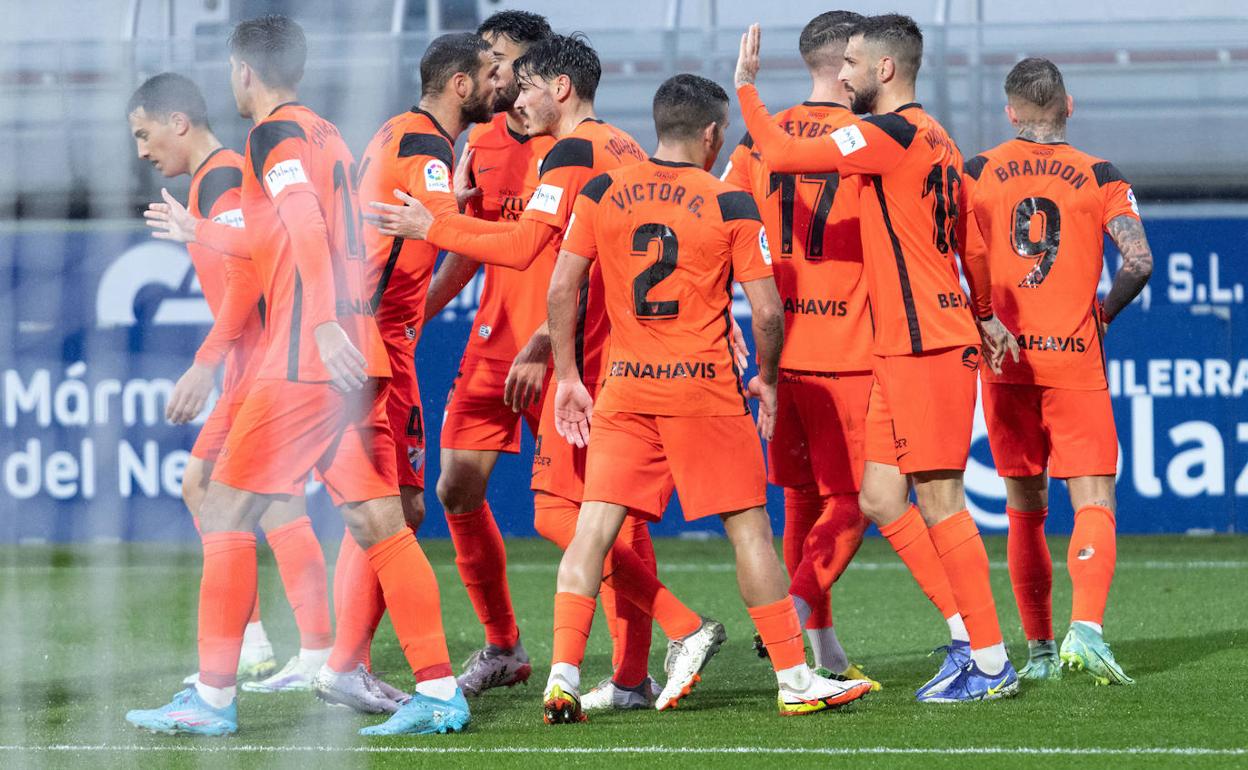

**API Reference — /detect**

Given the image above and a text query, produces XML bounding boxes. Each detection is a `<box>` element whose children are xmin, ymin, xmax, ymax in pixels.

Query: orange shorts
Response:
<box><xmin>768</xmin><ymin>369</ymin><xmax>872</xmax><ymax>495</ymax></box>
<box><xmin>442</xmin><ymin>354</ymin><xmax>546</xmax><ymax>453</ymax></box>
<box><xmin>213</xmin><ymin>378</ymin><xmax>398</xmax><ymax>506</ymax></box>
<box><xmin>384</xmin><ymin>337</ymin><xmax>426</xmax><ymax>490</ymax></box>
<box><xmin>583</xmin><ymin>410</ymin><xmax>767</xmax><ymax>521</ymax></box>
<box><xmin>982</xmin><ymin>382</ymin><xmax>1118</xmax><ymax>479</ymax></box>
<box><xmin>191</xmin><ymin>393</ymin><xmax>245</xmax><ymax>462</ymax></box>
<box><xmin>530</xmin><ymin>380</ymin><xmax>594</xmax><ymax>502</ymax></box>
<box><xmin>865</xmin><ymin>345</ymin><xmax>979</xmax><ymax>474</ymax></box>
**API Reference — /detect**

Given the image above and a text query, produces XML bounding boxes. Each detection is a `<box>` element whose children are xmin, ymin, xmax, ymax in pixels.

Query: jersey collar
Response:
<box><xmin>267</xmin><ymin>101</ymin><xmax>302</xmax><ymax>117</ymax></box>
<box><xmin>505</xmin><ymin>122</ymin><xmax>531</xmax><ymax>144</ymax></box>
<box><xmin>802</xmin><ymin>101</ymin><xmax>849</xmax><ymax>110</ymax></box>
<box><xmin>894</xmin><ymin>102</ymin><xmax>923</xmax><ymax>112</ymax></box>
<box><xmin>410</xmin><ymin>107</ymin><xmax>455</xmax><ymax>146</ymax></box>
<box><xmin>192</xmin><ymin>145</ymin><xmax>227</xmax><ymax>178</ymax></box>
<box><xmin>648</xmin><ymin>157</ymin><xmax>699</xmax><ymax>169</ymax></box>
<box><xmin>1014</xmin><ymin>136</ymin><xmax>1070</xmax><ymax>146</ymax></box>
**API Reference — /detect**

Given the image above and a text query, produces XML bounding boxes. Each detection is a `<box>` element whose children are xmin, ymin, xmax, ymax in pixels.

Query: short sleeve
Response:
<box><xmin>561</xmin><ymin>180</ymin><xmax>609</xmax><ymax>261</ymax></box>
<box><xmin>394</xmin><ymin>132</ymin><xmax>459</xmax><ymax>218</ymax></box>
<box><xmin>522</xmin><ymin>137</ymin><xmax>596</xmax><ymax>229</ymax></box>
<box><xmin>717</xmin><ymin>190</ymin><xmax>772</xmax><ymax>282</ymax></box>
<box><xmin>1094</xmin><ymin>161</ymin><xmax>1140</xmax><ymax>229</ymax></box>
<box><xmin>248</xmin><ymin>120</ymin><xmax>315</xmax><ymax>204</ymax></box>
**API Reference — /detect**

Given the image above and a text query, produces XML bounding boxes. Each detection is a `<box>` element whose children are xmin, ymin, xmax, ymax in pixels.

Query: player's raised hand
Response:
<box><xmin>735</xmin><ymin>23</ymin><xmax>762</xmax><ymax>88</ymax></box>
<box><xmin>365</xmin><ymin>189</ymin><xmax>435</xmax><ymax>240</ymax></box>
<box><xmin>166</xmin><ymin>362</ymin><xmax>215</xmax><ymax>424</ymax></box>
<box><xmin>454</xmin><ymin>148</ymin><xmax>482</xmax><ymax>212</ymax></box>
<box><xmin>505</xmin><ymin>329</ymin><xmax>551</xmax><ymax>413</ymax></box>
<box><xmin>977</xmin><ymin>314</ymin><xmax>1021</xmax><ymax>374</ymax></box>
<box><xmin>730</xmin><ymin>317</ymin><xmax>751</xmax><ymax>371</ymax></box>
<box><xmin>314</xmin><ymin>321</ymin><xmax>368</xmax><ymax>392</ymax></box>
<box><xmin>145</xmin><ymin>188</ymin><xmax>199</xmax><ymax>243</ymax></box>
<box><xmin>553</xmin><ymin>378</ymin><xmax>594</xmax><ymax>448</ymax></box>
<box><xmin>747</xmin><ymin>375</ymin><xmax>778</xmax><ymax>441</ymax></box>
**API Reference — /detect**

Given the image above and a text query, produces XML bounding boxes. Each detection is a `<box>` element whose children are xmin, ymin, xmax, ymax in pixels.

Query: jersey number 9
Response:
<box><xmin>1012</xmin><ymin>196</ymin><xmax>1061</xmax><ymax>287</ymax></box>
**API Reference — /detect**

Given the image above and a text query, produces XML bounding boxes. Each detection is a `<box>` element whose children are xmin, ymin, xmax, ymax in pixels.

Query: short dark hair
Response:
<box><xmin>420</xmin><ymin>32</ymin><xmax>490</xmax><ymax>96</ymax></box>
<box><xmin>514</xmin><ymin>33</ymin><xmax>601</xmax><ymax>102</ymax></box>
<box><xmin>652</xmin><ymin>74</ymin><xmax>728</xmax><ymax>141</ymax></box>
<box><xmin>856</xmin><ymin>14</ymin><xmax>924</xmax><ymax>79</ymax></box>
<box><xmin>228</xmin><ymin>14</ymin><xmax>306</xmax><ymax>90</ymax></box>
<box><xmin>1005</xmin><ymin>57</ymin><xmax>1067</xmax><ymax>112</ymax></box>
<box><xmin>799</xmin><ymin>10</ymin><xmax>864</xmax><ymax>68</ymax></box>
<box><xmin>477</xmin><ymin>10</ymin><xmax>551</xmax><ymax>46</ymax></box>
<box><xmin>127</xmin><ymin>72</ymin><xmax>209</xmax><ymax>127</ymax></box>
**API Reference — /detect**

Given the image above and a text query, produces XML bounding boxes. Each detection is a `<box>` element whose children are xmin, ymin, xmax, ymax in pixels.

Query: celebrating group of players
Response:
<box><xmin>122</xmin><ymin>6</ymin><xmax>1153</xmax><ymax>737</ymax></box>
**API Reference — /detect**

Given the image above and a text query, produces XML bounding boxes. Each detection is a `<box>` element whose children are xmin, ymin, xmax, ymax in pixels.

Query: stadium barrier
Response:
<box><xmin>0</xmin><ymin>213</ymin><xmax>1242</xmax><ymax>542</ymax></box>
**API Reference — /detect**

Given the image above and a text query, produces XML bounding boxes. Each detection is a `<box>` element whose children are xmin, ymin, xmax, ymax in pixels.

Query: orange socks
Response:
<box><xmin>198</xmin><ymin>531</ymin><xmax>257</xmax><ymax>689</ymax></box>
<box><xmin>551</xmin><ymin>591</ymin><xmax>597</xmax><ymax>667</ymax></box>
<box><xmin>1068</xmin><ymin>505</ymin><xmax>1117</xmax><ymax>627</ymax></box>
<box><xmin>366</xmin><ymin>530</ymin><xmax>452</xmax><ymax>682</ymax></box>
<box><xmin>782</xmin><ymin>485</ymin><xmax>830</xmax><ymax>628</ymax></box>
<box><xmin>248</xmin><ymin>591</ymin><xmax>261</xmax><ymax>625</ymax></box>
<box><xmin>447</xmin><ymin>503</ymin><xmax>519</xmax><ymax>650</ymax></box>
<box><xmin>328</xmin><ymin>529</ymin><xmax>385</xmax><ymax>673</ymax></box>
<box><xmin>787</xmin><ymin>492</ymin><xmax>868</xmax><ymax>629</ymax></box>
<box><xmin>266</xmin><ymin>516</ymin><xmax>332</xmax><ymax>650</ymax></box>
<box><xmin>1007</xmin><ymin>506</ymin><xmax>1053</xmax><ymax>640</ymax></box>
<box><xmin>879</xmin><ymin>504</ymin><xmax>960</xmax><ymax>620</ymax></box>
<box><xmin>602</xmin><ymin>517</ymin><xmax>654</xmax><ymax>688</ymax></box>
<box><xmin>748</xmin><ymin>597</ymin><xmax>806</xmax><ymax>671</ymax></box>
<box><xmin>929</xmin><ymin>510</ymin><xmax>1003</xmax><ymax>650</ymax></box>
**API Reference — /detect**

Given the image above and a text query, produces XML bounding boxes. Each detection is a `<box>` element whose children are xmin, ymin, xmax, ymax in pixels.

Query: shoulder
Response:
<box><xmin>579</xmin><ymin>171</ymin><xmax>616</xmax><ymax>203</ymax></box>
<box><xmin>1089</xmin><ymin>157</ymin><xmax>1129</xmax><ymax>186</ymax></box>
<box><xmin>859</xmin><ymin>112</ymin><xmax>918</xmax><ymax>148</ymax></box>
<box><xmin>195</xmin><ymin>163</ymin><xmax>244</xmax><ymax>218</ymax></box>
<box><xmin>397</xmin><ymin>130</ymin><xmax>453</xmax><ymax>167</ymax></box>
<box><xmin>963</xmin><ymin>153</ymin><xmax>991</xmax><ymax>180</ymax></box>
<box><xmin>542</xmin><ymin>136</ymin><xmax>595</xmax><ymax>174</ymax></box>
<box><xmin>247</xmin><ymin>119</ymin><xmax>306</xmax><ymax>179</ymax></box>
<box><xmin>715</xmin><ymin>185</ymin><xmax>762</xmax><ymax>223</ymax></box>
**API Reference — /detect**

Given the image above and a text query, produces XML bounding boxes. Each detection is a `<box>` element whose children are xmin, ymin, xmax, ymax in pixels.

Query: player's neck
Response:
<box><xmin>1016</xmin><ymin>121</ymin><xmax>1067</xmax><ymax>144</ymax></box>
<box><xmin>417</xmin><ymin>97</ymin><xmax>467</xmax><ymax>141</ymax></box>
<box><xmin>249</xmin><ymin>89</ymin><xmax>298</xmax><ymax>125</ymax></box>
<box><xmin>504</xmin><ymin>108</ymin><xmax>526</xmax><ymax>135</ymax></box>
<box><xmin>806</xmin><ymin>82</ymin><xmax>849</xmax><ymax>108</ymax></box>
<box><xmin>185</xmin><ymin>132</ymin><xmax>225</xmax><ymax>177</ymax></box>
<box><xmin>652</xmin><ymin>140</ymin><xmax>706</xmax><ymax>169</ymax></box>
<box><xmin>872</xmin><ymin>86</ymin><xmax>917</xmax><ymax>115</ymax></box>
<box><xmin>555</xmin><ymin>101</ymin><xmax>596</xmax><ymax>139</ymax></box>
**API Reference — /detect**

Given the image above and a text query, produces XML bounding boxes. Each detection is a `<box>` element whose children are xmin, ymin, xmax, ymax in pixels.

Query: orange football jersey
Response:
<box><xmin>186</xmin><ymin>147</ymin><xmax>264</xmax><ymax>393</ymax></box>
<box><xmin>738</xmin><ymin>88</ymin><xmax>981</xmax><ymax>357</ymax></box>
<box><xmin>563</xmin><ymin>159</ymin><xmax>772</xmax><ymax>416</ymax></box>
<box><xmin>521</xmin><ymin>118</ymin><xmax>648</xmax><ymax>382</ymax></box>
<box><xmin>722</xmin><ymin>101</ymin><xmax>870</xmax><ymax>372</ymax></box>
<box><xmin>240</xmin><ymin>102</ymin><xmax>387</xmax><ymax>382</ymax></box>
<box><xmin>463</xmin><ymin>112</ymin><xmax>557</xmax><ymax>361</ymax></box>
<box><xmin>964</xmin><ymin>138</ymin><xmax>1140</xmax><ymax>389</ymax></box>
<box><xmin>359</xmin><ymin>108</ymin><xmax>460</xmax><ymax>346</ymax></box>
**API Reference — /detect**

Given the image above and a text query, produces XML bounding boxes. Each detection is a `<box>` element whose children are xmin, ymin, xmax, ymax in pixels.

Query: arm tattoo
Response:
<box><xmin>1102</xmin><ymin>215</ymin><xmax>1153</xmax><ymax>322</ymax></box>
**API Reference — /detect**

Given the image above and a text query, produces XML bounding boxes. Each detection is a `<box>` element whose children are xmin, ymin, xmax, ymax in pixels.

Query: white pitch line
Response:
<box><xmin>0</xmin><ymin>745</ymin><xmax>1244</xmax><ymax>756</ymax></box>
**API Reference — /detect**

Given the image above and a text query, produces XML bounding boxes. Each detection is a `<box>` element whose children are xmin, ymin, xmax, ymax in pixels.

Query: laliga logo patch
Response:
<box><xmin>830</xmin><ymin>124</ymin><xmax>867</xmax><ymax>156</ymax></box>
<box><xmin>424</xmin><ymin>159</ymin><xmax>451</xmax><ymax>193</ymax></box>
<box><xmin>758</xmin><ymin>227</ymin><xmax>773</xmax><ymax>266</ymax></box>
<box><xmin>1126</xmin><ymin>187</ymin><xmax>1140</xmax><ymax>216</ymax></box>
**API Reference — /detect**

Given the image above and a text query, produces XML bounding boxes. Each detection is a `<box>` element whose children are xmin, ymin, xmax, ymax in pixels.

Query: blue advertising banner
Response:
<box><xmin>0</xmin><ymin>216</ymin><xmax>1243</xmax><ymax>542</ymax></box>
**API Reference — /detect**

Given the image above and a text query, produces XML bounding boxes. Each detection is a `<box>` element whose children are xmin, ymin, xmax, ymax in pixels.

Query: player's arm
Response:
<box><xmin>958</xmin><ymin>157</ymin><xmax>1018</xmax><ymax>373</ymax></box>
<box><xmin>144</xmin><ymin>188</ymin><xmax>249</xmax><ymax>257</ymax></box>
<box><xmin>368</xmin><ymin>198</ymin><xmax>559</xmax><ymax>269</ymax></box>
<box><xmin>1099</xmin><ymin>168</ymin><xmax>1153</xmax><ymax>325</ymax></box>
<box><xmin>506</xmin><ymin>321</ymin><xmax>551</xmax><ymax>413</ymax></box>
<box><xmin>734</xmin><ymin>24</ymin><xmax>908</xmax><ymax>176</ymax></box>
<box><xmin>423</xmin><ymin>251</ymin><xmax>480</xmax><ymax>321</ymax></box>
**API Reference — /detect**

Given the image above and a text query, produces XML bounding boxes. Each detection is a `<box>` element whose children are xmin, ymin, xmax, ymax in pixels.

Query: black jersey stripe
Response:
<box><xmin>288</xmin><ymin>269</ymin><xmax>303</xmax><ymax>381</ymax></box>
<box><xmin>195</xmin><ymin>166</ymin><xmax>243</xmax><ymax>219</ymax></box>
<box><xmin>871</xmin><ymin>175</ymin><xmax>923</xmax><ymax>354</ymax></box>
<box><xmin>370</xmin><ymin>236</ymin><xmax>405</xmax><ymax>313</ymax></box>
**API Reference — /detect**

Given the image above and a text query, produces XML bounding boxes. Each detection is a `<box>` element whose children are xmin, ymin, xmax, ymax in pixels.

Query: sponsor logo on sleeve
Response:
<box><xmin>830</xmin><ymin>125</ymin><xmax>867</xmax><ymax>156</ymax></box>
<box><xmin>264</xmin><ymin>159</ymin><xmax>308</xmax><ymax>197</ymax></box>
<box><xmin>758</xmin><ymin>226</ymin><xmax>772</xmax><ymax>266</ymax></box>
<box><xmin>424</xmin><ymin>159</ymin><xmax>451</xmax><ymax>193</ymax></box>
<box><xmin>212</xmin><ymin>208</ymin><xmax>244</xmax><ymax>228</ymax></box>
<box><xmin>526</xmin><ymin>183</ymin><xmax>564</xmax><ymax>215</ymax></box>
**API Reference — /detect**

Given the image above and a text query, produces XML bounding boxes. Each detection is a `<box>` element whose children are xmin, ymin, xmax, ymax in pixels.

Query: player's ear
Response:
<box><xmin>1065</xmin><ymin>94</ymin><xmax>1075</xmax><ymax>119</ymax></box>
<box><xmin>170</xmin><ymin>111</ymin><xmax>190</xmax><ymax>137</ymax></box>
<box><xmin>878</xmin><ymin>55</ymin><xmax>895</xmax><ymax>85</ymax></box>
<box><xmin>555</xmin><ymin>73</ymin><xmax>573</xmax><ymax>103</ymax></box>
<box><xmin>1004</xmin><ymin>103</ymin><xmax>1019</xmax><ymax>127</ymax></box>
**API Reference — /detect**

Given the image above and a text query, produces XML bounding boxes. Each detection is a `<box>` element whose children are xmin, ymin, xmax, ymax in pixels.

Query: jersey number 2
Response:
<box><xmin>632</xmin><ymin>223</ymin><xmax>679</xmax><ymax>319</ymax></box>
<box><xmin>1012</xmin><ymin>196</ymin><xmax>1061</xmax><ymax>287</ymax></box>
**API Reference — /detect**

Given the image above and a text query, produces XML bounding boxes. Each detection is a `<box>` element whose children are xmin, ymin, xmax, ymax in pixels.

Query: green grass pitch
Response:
<box><xmin>1</xmin><ymin>534</ymin><xmax>1246</xmax><ymax>768</ymax></box>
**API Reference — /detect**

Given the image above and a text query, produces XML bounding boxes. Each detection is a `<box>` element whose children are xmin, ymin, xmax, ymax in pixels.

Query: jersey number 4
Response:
<box><xmin>1012</xmin><ymin>196</ymin><xmax>1061</xmax><ymax>287</ymax></box>
<box><xmin>632</xmin><ymin>223</ymin><xmax>679</xmax><ymax>319</ymax></box>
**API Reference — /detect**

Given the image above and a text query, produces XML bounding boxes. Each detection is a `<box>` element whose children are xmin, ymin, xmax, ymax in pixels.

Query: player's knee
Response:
<box><xmin>341</xmin><ymin>496</ymin><xmax>406</xmax><ymax>550</ymax></box>
<box><xmin>435</xmin><ymin>470</ymin><xmax>486</xmax><ymax>515</ymax></box>
<box><xmin>400</xmin><ymin>486</ymin><xmax>426</xmax><ymax>534</ymax></box>
<box><xmin>181</xmin><ymin>460</ymin><xmax>206</xmax><ymax>513</ymax></box>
